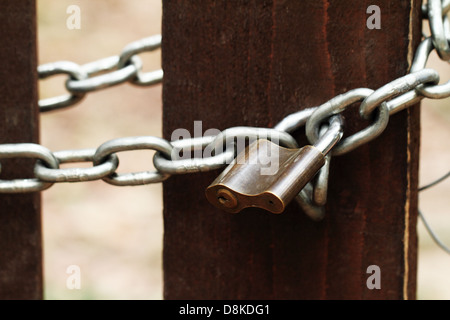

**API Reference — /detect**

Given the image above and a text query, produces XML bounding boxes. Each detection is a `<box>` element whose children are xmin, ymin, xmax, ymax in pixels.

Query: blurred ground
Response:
<box><xmin>37</xmin><ymin>1</ymin><xmax>450</xmax><ymax>300</ymax></box>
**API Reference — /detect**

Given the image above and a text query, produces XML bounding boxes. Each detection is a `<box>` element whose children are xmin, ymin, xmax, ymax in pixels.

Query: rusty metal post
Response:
<box><xmin>0</xmin><ymin>0</ymin><xmax>42</xmax><ymax>299</ymax></box>
<box><xmin>162</xmin><ymin>0</ymin><xmax>421</xmax><ymax>299</ymax></box>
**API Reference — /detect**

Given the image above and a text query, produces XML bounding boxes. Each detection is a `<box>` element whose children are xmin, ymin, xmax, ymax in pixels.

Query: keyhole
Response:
<box><xmin>218</xmin><ymin>196</ymin><xmax>228</xmax><ymax>204</ymax></box>
<box><xmin>216</xmin><ymin>189</ymin><xmax>238</xmax><ymax>209</ymax></box>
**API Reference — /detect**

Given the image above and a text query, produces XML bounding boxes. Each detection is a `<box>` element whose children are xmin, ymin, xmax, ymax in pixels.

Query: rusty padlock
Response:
<box><xmin>205</xmin><ymin>115</ymin><xmax>343</xmax><ymax>214</ymax></box>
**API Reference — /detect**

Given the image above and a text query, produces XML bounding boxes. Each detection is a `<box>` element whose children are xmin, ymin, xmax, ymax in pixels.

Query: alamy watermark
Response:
<box><xmin>367</xmin><ymin>5</ymin><xmax>381</xmax><ymax>30</ymax></box>
<box><xmin>171</xmin><ymin>121</ymin><xmax>280</xmax><ymax>175</ymax></box>
<box><xmin>66</xmin><ymin>5</ymin><xmax>81</xmax><ymax>30</ymax></box>
<box><xmin>366</xmin><ymin>265</ymin><xmax>381</xmax><ymax>290</ymax></box>
<box><xmin>66</xmin><ymin>265</ymin><xmax>81</xmax><ymax>290</ymax></box>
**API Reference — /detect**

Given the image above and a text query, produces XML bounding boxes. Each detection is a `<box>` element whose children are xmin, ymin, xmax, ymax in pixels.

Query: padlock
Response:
<box><xmin>205</xmin><ymin>115</ymin><xmax>343</xmax><ymax>214</ymax></box>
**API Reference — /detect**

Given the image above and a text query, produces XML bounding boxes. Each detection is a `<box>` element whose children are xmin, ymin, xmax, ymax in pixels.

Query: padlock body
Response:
<box><xmin>206</xmin><ymin>139</ymin><xmax>325</xmax><ymax>213</ymax></box>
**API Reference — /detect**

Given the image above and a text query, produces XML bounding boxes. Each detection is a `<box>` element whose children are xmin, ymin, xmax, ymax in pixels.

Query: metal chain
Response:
<box><xmin>0</xmin><ymin>3</ymin><xmax>449</xmax><ymax>225</ymax></box>
<box><xmin>0</xmin><ymin>127</ymin><xmax>302</xmax><ymax>193</ymax></box>
<box><xmin>305</xmin><ymin>69</ymin><xmax>440</xmax><ymax>156</ymax></box>
<box><xmin>38</xmin><ymin>34</ymin><xmax>163</xmax><ymax>112</ymax></box>
<box><xmin>426</xmin><ymin>0</ymin><xmax>450</xmax><ymax>60</ymax></box>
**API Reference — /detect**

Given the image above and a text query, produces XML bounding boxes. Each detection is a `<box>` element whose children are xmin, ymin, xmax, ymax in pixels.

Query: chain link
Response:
<box><xmin>427</xmin><ymin>0</ymin><xmax>450</xmax><ymax>60</ymax></box>
<box><xmin>38</xmin><ymin>61</ymin><xmax>88</xmax><ymax>112</ymax></box>
<box><xmin>66</xmin><ymin>55</ymin><xmax>143</xmax><ymax>93</ymax></box>
<box><xmin>359</xmin><ymin>69</ymin><xmax>440</xmax><ymax>118</ymax></box>
<box><xmin>34</xmin><ymin>149</ymin><xmax>119</xmax><ymax>183</ymax></box>
<box><xmin>0</xmin><ymin>144</ymin><xmax>58</xmax><ymax>193</ymax></box>
<box><xmin>411</xmin><ymin>37</ymin><xmax>450</xmax><ymax>99</ymax></box>
<box><xmin>93</xmin><ymin>136</ymin><xmax>173</xmax><ymax>186</ymax></box>
<box><xmin>423</xmin><ymin>0</ymin><xmax>450</xmax><ymax>17</ymax></box>
<box><xmin>118</xmin><ymin>35</ymin><xmax>163</xmax><ymax>86</ymax></box>
<box><xmin>306</xmin><ymin>88</ymin><xmax>386</xmax><ymax>156</ymax></box>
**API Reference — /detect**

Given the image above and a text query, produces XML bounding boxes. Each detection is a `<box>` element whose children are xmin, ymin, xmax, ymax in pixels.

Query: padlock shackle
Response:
<box><xmin>313</xmin><ymin>115</ymin><xmax>344</xmax><ymax>155</ymax></box>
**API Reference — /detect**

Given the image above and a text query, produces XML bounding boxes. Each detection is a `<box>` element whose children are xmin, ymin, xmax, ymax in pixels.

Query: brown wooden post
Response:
<box><xmin>0</xmin><ymin>0</ymin><xmax>42</xmax><ymax>299</ymax></box>
<box><xmin>162</xmin><ymin>0</ymin><xmax>421</xmax><ymax>299</ymax></box>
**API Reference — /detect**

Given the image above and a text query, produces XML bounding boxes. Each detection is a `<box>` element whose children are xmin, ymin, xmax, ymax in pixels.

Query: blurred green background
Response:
<box><xmin>37</xmin><ymin>0</ymin><xmax>450</xmax><ymax>300</ymax></box>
